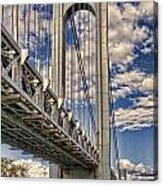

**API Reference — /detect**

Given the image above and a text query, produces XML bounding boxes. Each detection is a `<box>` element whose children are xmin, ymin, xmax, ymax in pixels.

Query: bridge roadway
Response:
<box><xmin>1</xmin><ymin>24</ymin><xmax>99</xmax><ymax>169</ymax></box>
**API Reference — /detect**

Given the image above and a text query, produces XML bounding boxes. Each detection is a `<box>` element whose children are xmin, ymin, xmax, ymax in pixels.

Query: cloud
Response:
<box><xmin>133</xmin><ymin>25</ymin><xmax>149</xmax><ymax>43</ymax></box>
<box><xmin>134</xmin><ymin>162</ymin><xmax>146</xmax><ymax>173</ymax></box>
<box><xmin>119</xmin><ymin>159</ymin><xmax>135</xmax><ymax>171</ymax></box>
<box><xmin>119</xmin><ymin>159</ymin><xmax>145</xmax><ymax>173</ymax></box>
<box><xmin>140</xmin><ymin>75</ymin><xmax>157</xmax><ymax>94</ymax></box>
<box><xmin>114</xmin><ymin>106</ymin><xmax>157</xmax><ymax>130</ymax></box>
<box><xmin>112</xmin><ymin>70</ymin><xmax>157</xmax><ymax>100</ymax></box>
<box><xmin>137</xmin><ymin>95</ymin><xmax>157</xmax><ymax>108</ymax></box>
<box><xmin>109</xmin><ymin>42</ymin><xmax>135</xmax><ymax>66</ymax></box>
<box><xmin>113</xmin><ymin>70</ymin><xmax>144</xmax><ymax>86</ymax></box>
<box><xmin>113</xmin><ymin>71</ymin><xmax>157</xmax><ymax>129</ymax></box>
<box><xmin>112</xmin><ymin>86</ymin><xmax>132</xmax><ymax>100</ymax></box>
<box><xmin>112</xmin><ymin>71</ymin><xmax>140</xmax><ymax>99</ymax></box>
<box><xmin>109</xmin><ymin>2</ymin><xmax>154</xmax><ymax>70</ymax></box>
<box><xmin>138</xmin><ymin>1</ymin><xmax>154</xmax><ymax>17</ymax></box>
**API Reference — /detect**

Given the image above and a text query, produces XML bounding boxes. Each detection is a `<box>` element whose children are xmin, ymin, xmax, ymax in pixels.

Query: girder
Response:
<box><xmin>1</xmin><ymin>23</ymin><xmax>99</xmax><ymax>169</ymax></box>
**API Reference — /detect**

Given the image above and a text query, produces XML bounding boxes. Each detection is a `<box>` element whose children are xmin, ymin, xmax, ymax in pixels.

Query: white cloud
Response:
<box><xmin>112</xmin><ymin>86</ymin><xmax>132</xmax><ymax>100</ymax></box>
<box><xmin>140</xmin><ymin>75</ymin><xmax>157</xmax><ymax>93</ymax></box>
<box><xmin>133</xmin><ymin>25</ymin><xmax>149</xmax><ymax>43</ymax></box>
<box><xmin>119</xmin><ymin>159</ymin><xmax>135</xmax><ymax>171</ymax></box>
<box><xmin>137</xmin><ymin>95</ymin><xmax>157</xmax><ymax>108</ymax></box>
<box><xmin>138</xmin><ymin>1</ymin><xmax>154</xmax><ymax>17</ymax></box>
<box><xmin>111</xmin><ymin>70</ymin><xmax>143</xmax><ymax>99</ymax></box>
<box><xmin>113</xmin><ymin>70</ymin><xmax>144</xmax><ymax>86</ymax></box>
<box><xmin>123</xmin><ymin>3</ymin><xmax>138</xmax><ymax>19</ymax></box>
<box><xmin>109</xmin><ymin>2</ymin><xmax>154</xmax><ymax>70</ymax></box>
<box><xmin>141</xmin><ymin>47</ymin><xmax>152</xmax><ymax>54</ymax></box>
<box><xmin>114</xmin><ymin>106</ymin><xmax>157</xmax><ymax>130</ymax></box>
<box><xmin>119</xmin><ymin>123</ymin><xmax>153</xmax><ymax>132</ymax></box>
<box><xmin>110</xmin><ymin>42</ymin><xmax>135</xmax><ymax>66</ymax></box>
<box><xmin>134</xmin><ymin>162</ymin><xmax>146</xmax><ymax>173</ymax></box>
<box><xmin>119</xmin><ymin>159</ymin><xmax>146</xmax><ymax>173</ymax></box>
<box><xmin>109</xmin><ymin>3</ymin><xmax>137</xmax><ymax>68</ymax></box>
<box><xmin>112</xmin><ymin>71</ymin><xmax>157</xmax><ymax>99</ymax></box>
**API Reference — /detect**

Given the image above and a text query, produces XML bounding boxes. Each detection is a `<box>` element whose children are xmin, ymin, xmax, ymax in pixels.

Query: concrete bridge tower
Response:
<box><xmin>50</xmin><ymin>2</ymin><xmax>110</xmax><ymax>179</ymax></box>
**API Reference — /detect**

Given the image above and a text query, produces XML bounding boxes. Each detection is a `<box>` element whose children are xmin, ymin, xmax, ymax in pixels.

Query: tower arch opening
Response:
<box><xmin>62</xmin><ymin>4</ymin><xmax>98</xmax><ymax>146</ymax></box>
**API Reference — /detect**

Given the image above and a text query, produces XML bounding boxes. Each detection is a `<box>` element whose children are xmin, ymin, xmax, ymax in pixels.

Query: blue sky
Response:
<box><xmin>117</xmin><ymin>126</ymin><xmax>158</xmax><ymax>166</ymax></box>
<box><xmin>109</xmin><ymin>1</ymin><xmax>158</xmax><ymax>171</ymax></box>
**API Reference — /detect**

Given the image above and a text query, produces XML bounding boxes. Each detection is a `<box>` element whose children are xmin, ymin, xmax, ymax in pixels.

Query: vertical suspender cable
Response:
<box><xmin>90</xmin><ymin>12</ymin><xmax>95</xmax><ymax>143</ymax></box>
<box><xmin>38</xmin><ymin>5</ymin><xmax>44</xmax><ymax>75</ymax></box>
<box><xmin>46</xmin><ymin>4</ymin><xmax>49</xmax><ymax>79</ymax></box>
<box><xmin>76</xmin><ymin>3</ymin><xmax>80</xmax><ymax>127</ymax></box>
<box><xmin>107</xmin><ymin>2</ymin><xmax>121</xmax><ymax>179</ymax></box>
<box><xmin>49</xmin><ymin>5</ymin><xmax>52</xmax><ymax>87</ymax></box>
<box><xmin>68</xmin><ymin>19</ymin><xmax>71</xmax><ymax>111</ymax></box>
<box><xmin>80</xmin><ymin>11</ymin><xmax>84</xmax><ymax>132</ymax></box>
<box><xmin>23</xmin><ymin>5</ymin><xmax>26</xmax><ymax>48</ymax></box>
<box><xmin>88</xmin><ymin>10</ymin><xmax>91</xmax><ymax>139</ymax></box>
<box><xmin>40</xmin><ymin>4</ymin><xmax>45</xmax><ymax>87</ymax></box>
<box><xmin>34</xmin><ymin>5</ymin><xmax>37</xmax><ymax>70</ymax></box>
<box><xmin>109</xmin><ymin>53</ymin><xmax>121</xmax><ymax>179</ymax></box>
<box><xmin>76</xmin><ymin>4</ymin><xmax>80</xmax><ymax>123</ymax></box>
<box><xmin>74</xmin><ymin>6</ymin><xmax>78</xmax><ymax>121</ymax></box>
<box><xmin>83</xmin><ymin>7</ymin><xmax>87</xmax><ymax>136</ymax></box>
<box><xmin>83</xmin><ymin>8</ymin><xmax>86</xmax><ymax>133</ymax></box>
<box><xmin>12</xmin><ymin>6</ymin><xmax>14</xmax><ymax>37</ymax></box>
<box><xmin>65</xmin><ymin>21</ymin><xmax>68</xmax><ymax>109</ymax></box>
<box><xmin>70</xmin><ymin>9</ymin><xmax>96</xmax><ymax>138</ymax></box>
<box><xmin>57</xmin><ymin>5</ymin><xmax>60</xmax><ymax>97</ymax></box>
<box><xmin>67</xmin><ymin>20</ymin><xmax>71</xmax><ymax>110</ymax></box>
<box><xmin>27</xmin><ymin>5</ymin><xmax>30</xmax><ymax>51</ymax></box>
<box><xmin>38</xmin><ymin>5</ymin><xmax>41</xmax><ymax>74</ymax></box>
<box><xmin>35</xmin><ymin>5</ymin><xmax>39</xmax><ymax>72</ymax></box>
<box><xmin>90</xmin><ymin>12</ymin><xmax>93</xmax><ymax>144</ymax></box>
<box><xmin>85</xmin><ymin>9</ymin><xmax>89</xmax><ymax>137</ymax></box>
<box><xmin>15</xmin><ymin>5</ymin><xmax>19</xmax><ymax>45</ymax></box>
<box><xmin>16</xmin><ymin>5</ymin><xmax>18</xmax><ymax>43</ymax></box>
<box><xmin>74</xmin><ymin>5</ymin><xmax>78</xmax><ymax>121</ymax></box>
<box><xmin>47</xmin><ymin>4</ymin><xmax>50</xmax><ymax>79</ymax></box>
<box><xmin>87</xmin><ymin>10</ymin><xmax>90</xmax><ymax>138</ymax></box>
<box><xmin>17</xmin><ymin>6</ymin><xmax>21</xmax><ymax>45</ymax></box>
<box><xmin>2</xmin><ymin>6</ymin><xmax>4</xmax><ymax>22</ymax></box>
<box><xmin>95</xmin><ymin>13</ymin><xmax>97</xmax><ymax>146</ymax></box>
<box><xmin>70</xmin><ymin>7</ymin><xmax>73</xmax><ymax>115</ymax></box>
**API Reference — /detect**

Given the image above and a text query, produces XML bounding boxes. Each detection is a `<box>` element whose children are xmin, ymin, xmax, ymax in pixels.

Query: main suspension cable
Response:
<box><xmin>69</xmin><ymin>12</ymin><xmax>96</xmax><ymax>134</ymax></box>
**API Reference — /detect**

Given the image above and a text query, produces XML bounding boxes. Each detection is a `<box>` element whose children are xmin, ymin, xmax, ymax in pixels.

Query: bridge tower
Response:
<box><xmin>50</xmin><ymin>2</ymin><xmax>110</xmax><ymax>179</ymax></box>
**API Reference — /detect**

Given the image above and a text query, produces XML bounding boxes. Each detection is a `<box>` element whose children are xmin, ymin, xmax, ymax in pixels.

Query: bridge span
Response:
<box><xmin>1</xmin><ymin>3</ymin><xmax>111</xmax><ymax>179</ymax></box>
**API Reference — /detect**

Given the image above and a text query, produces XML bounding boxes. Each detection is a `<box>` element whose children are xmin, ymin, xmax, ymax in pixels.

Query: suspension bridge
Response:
<box><xmin>1</xmin><ymin>3</ymin><xmax>120</xmax><ymax>179</ymax></box>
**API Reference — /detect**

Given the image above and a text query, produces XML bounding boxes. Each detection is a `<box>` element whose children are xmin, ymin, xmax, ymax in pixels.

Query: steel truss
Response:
<box><xmin>1</xmin><ymin>23</ymin><xmax>99</xmax><ymax>169</ymax></box>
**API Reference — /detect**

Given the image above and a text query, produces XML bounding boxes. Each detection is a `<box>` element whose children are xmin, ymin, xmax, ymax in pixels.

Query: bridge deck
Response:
<box><xmin>1</xmin><ymin>24</ymin><xmax>99</xmax><ymax>169</ymax></box>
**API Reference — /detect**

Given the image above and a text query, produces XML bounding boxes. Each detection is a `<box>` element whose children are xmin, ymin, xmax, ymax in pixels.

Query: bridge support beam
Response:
<box><xmin>50</xmin><ymin>2</ymin><xmax>111</xmax><ymax>179</ymax></box>
<box><xmin>49</xmin><ymin>164</ymin><xmax>96</xmax><ymax>179</ymax></box>
<box><xmin>95</xmin><ymin>2</ymin><xmax>110</xmax><ymax>179</ymax></box>
<box><xmin>49</xmin><ymin>163</ymin><xmax>62</xmax><ymax>178</ymax></box>
<box><xmin>62</xmin><ymin>167</ymin><xmax>95</xmax><ymax>179</ymax></box>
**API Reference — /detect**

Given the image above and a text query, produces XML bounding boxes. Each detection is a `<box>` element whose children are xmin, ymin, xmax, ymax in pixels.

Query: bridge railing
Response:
<box><xmin>1</xmin><ymin>23</ymin><xmax>98</xmax><ymax>161</ymax></box>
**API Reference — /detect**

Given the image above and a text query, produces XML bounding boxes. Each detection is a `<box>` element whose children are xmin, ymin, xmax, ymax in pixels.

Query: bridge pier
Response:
<box><xmin>49</xmin><ymin>163</ymin><xmax>96</xmax><ymax>179</ymax></box>
<box><xmin>62</xmin><ymin>167</ymin><xmax>95</xmax><ymax>179</ymax></box>
<box><xmin>49</xmin><ymin>163</ymin><xmax>61</xmax><ymax>178</ymax></box>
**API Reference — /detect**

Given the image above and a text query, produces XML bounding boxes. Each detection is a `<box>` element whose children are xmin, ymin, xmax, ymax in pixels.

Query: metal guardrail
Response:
<box><xmin>1</xmin><ymin>23</ymin><xmax>99</xmax><ymax>168</ymax></box>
